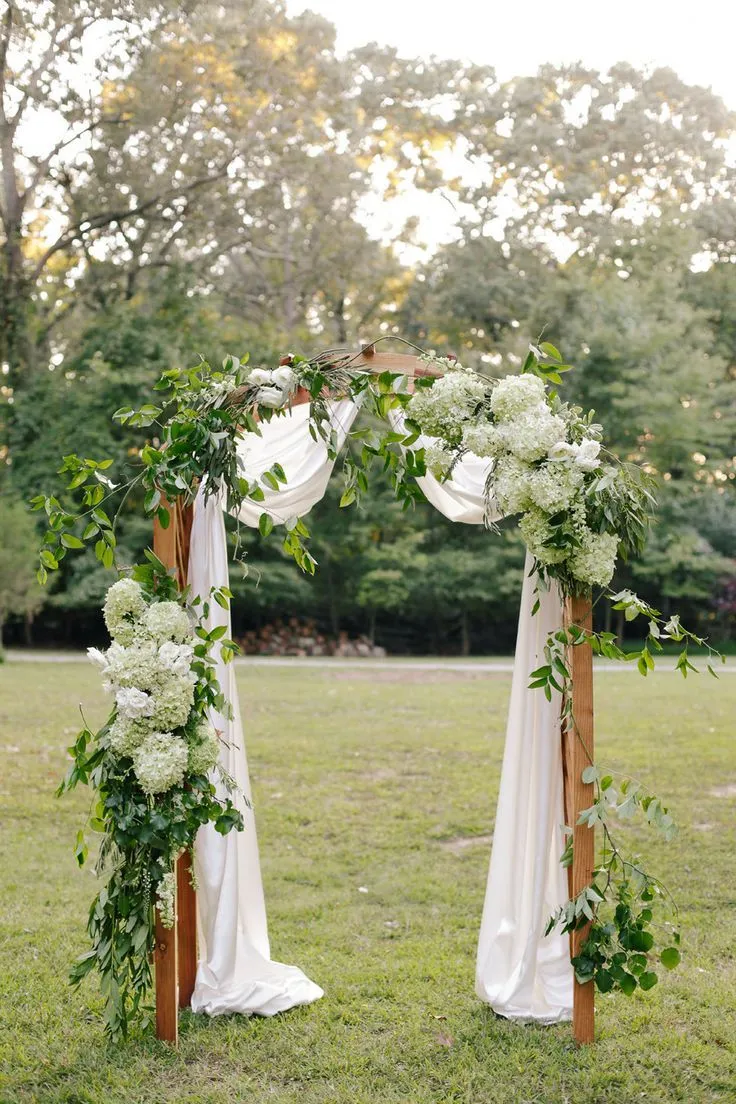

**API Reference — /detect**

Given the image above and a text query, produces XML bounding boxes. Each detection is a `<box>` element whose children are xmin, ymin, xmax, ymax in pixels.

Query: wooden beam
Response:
<box><xmin>563</xmin><ymin>594</ymin><xmax>596</xmax><ymax>1045</ymax></box>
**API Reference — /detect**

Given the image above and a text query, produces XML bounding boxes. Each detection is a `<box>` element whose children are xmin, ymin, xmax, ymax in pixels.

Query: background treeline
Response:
<box><xmin>1</xmin><ymin>0</ymin><xmax>734</xmax><ymax>653</ymax></box>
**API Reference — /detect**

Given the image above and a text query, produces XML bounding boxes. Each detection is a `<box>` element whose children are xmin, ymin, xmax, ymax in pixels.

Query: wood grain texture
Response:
<box><xmin>176</xmin><ymin>850</ymin><xmax>197</xmax><ymax>1008</ymax></box>
<box><xmin>564</xmin><ymin>594</ymin><xmax>596</xmax><ymax>1045</ymax></box>
<box><xmin>153</xmin><ymin>498</ymin><xmax>195</xmax><ymax>1038</ymax></box>
<box><xmin>154</xmin><ymin>907</ymin><xmax>178</xmax><ymax>1044</ymax></box>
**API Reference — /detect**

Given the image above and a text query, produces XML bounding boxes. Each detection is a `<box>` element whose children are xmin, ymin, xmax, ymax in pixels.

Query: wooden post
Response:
<box><xmin>177</xmin><ymin>850</ymin><xmax>197</xmax><ymax>1008</ymax></box>
<box><xmin>154</xmin><ymin>906</ymin><xmax>178</xmax><ymax>1042</ymax></box>
<box><xmin>152</xmin><ymin>500</ymin><xmax>196</xmax><ymax>1042</ymax></box>
<box><xmin>562</xmin><ymin>594</ymin><xmax>596</xmax><ymax>1045</ymax></box>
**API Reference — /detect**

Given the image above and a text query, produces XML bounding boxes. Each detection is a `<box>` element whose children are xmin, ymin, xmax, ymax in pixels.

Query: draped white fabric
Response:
<box><xmin>475</xmin><ymin>558</ymin><xmax>572</xmax><ymax>1022</ymax></box>
<box><xmin>188</xmin><ymin>490</ymin><xmax>323</xmax><ymax>1016</ymax></box>
<box><xmin>186</xmin><ymin>397</ymin><xmax>572</xmax><ymax>1024</ymax></box>
<box><xmin>389</xmin><ymin>409</ymin><xmax>500</xmax><ymax>524</ymax></box>
<box><xmin>233</xmin><ymin>399</ymin><xmax>360</xmax><ymax>527</ymax></box>
<box><xmin>390</xmin><ymin>411</ymin><xmax>572</xmax><ymax>1020</ymax></box>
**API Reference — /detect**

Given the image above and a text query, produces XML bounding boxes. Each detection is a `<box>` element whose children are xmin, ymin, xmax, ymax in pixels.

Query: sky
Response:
<box><xmin>286</xmin><ymin>0</ymin><xmax>736</xmax><ymax>108</ymax></box>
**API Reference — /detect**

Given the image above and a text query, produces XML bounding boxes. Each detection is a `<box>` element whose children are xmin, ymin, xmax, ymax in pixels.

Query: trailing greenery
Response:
<box><xmin>56</xmin><ymin>556</ymin><xmax>243</xmax><ymax>1041</ymax></box>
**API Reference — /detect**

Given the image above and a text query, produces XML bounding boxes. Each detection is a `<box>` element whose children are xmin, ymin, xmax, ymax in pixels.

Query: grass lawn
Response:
<box><xmin>1</xmin><ymin>659</ymin><xmax>735</xmax><ymax>1104</ymax></box>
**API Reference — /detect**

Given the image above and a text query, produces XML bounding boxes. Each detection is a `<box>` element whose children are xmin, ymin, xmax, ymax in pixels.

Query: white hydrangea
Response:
<box><xmin>503</xmin><ymin>405</ymin><xmax>568</xmax><ymax>463</ymax></box>
<box><xmin>526</xmin><ymin>463</ymin><xmax>585</xmax><ymax>515</ymax></box>
<box><xmin>407</xmin><ymin>373</ymin><xmax>488</xmax><ymax>445</ymax></box>
<box><xmin>492</xmin><ymin>455</ymin><xmax>533</xmax><ymax>516</ymax></box>
<box><xmin>461</xmin><ymin>421</ymin><xmax>505</xmax><ymax>459</ymax></box>
<box><xmin>103</xmin><ymin>640</ymin><xmax>160</xmax><ymax>691</ymax></box>
<box><xmin>103</xmin><ymin>578</ymin><xmax>146</xmax><ymax>644</ymax></box>
<box><xmin>107</xmin><ymin>716</ymin><xmax>150</xmax><ymax>758</ymax></box>
<box><xmin>115</xmin><ymin>686</ymin><xmax>154</xmax><ymax>721</ymax></box>
<box><xmin>424</xmin><ymin>442</ymin><xmax>456</xmax><ymax>480</ymax></box>
<box><xmin>569</xmin><ymin>530</ymin><xmax>620</xmax><ymax>587</ymax></box>
<box><xmin>519</xmin><ymin>508</ymin><xmax>568</xmax><ymax>565</ymax></box>
<box><xmin>132</xmin><ymin>731</ymin><xmax>188</xmax><ymax>795</ymax></box>
<box><xmin>187</xmin><ymin>719</ymin><xmax>220</xmax><ymax>776</ymax></box>
<box><xmin>418</xmin><ymin>352</ymin><xmax>470</xmax><ymax>374</ymax></box>
<box><xmin>158</xmin><ymin>641</ymin><xmax>195</xmax><ymax>677</ymax></box>
<box><xmin>149</xmin><ymin>675</ymin><xmax>195</xmax><ymax>730</ymax></box>
<box><xmin>489</xmin><ymin>373</ymin><xmax>546</xmax><ymax>421</ymax></box>
<box><xmin>143</xmin><ymin>601</ymin><xmax>192</xmax><ymax>644</ymax></box>
<box><xmin>156</xmin><ymin>870</ymin><xmax>177</xmax><ymax>929</ymax></box>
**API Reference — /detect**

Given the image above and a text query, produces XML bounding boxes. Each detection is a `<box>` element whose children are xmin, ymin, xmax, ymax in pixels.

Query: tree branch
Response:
<box><xmin>30</xmin><ymin>163</ymin><xmax>233</xmax><ymax>280</ymax></box>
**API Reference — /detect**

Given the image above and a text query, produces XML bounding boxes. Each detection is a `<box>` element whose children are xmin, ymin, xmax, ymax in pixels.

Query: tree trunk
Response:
<box><xmin>460</xmin><ymin>610</ymin><xmax>470</xmax><ymax>656</ymax></box>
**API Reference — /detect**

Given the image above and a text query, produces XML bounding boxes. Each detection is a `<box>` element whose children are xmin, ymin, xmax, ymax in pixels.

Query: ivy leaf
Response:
<box><xmin>258</xmin><ymin>513</ymin><xmax>274</xmax><ymax>537</ymax></box>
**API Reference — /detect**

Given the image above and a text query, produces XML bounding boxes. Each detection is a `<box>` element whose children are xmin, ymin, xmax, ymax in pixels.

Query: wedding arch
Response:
<box><xmin>46</xmin><ymin>341</ymin><xmax>711</xmax><ymax>1049</ymax></box>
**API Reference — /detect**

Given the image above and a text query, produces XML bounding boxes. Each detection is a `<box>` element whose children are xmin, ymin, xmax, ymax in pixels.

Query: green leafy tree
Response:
<box><xmin>0</xmin><ymin>496</ymin><xmax>42</xmax><ymax>648</ymax></box>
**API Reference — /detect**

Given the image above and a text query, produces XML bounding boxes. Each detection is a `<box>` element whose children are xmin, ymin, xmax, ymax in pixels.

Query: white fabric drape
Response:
<box><xmin>186</xmin><ymin>396</ymin><xmax>572</xmax><ymax>1024</ymax></box>
<box><xmin>188</xmin><ymin>490</ymin><xmax>323</xmax><ymax>1016</ymax></box>
<box><xmin>189</xmin><ymin>400</ymin><xmax>361</xmax><ymax>1015</ymax></box>
<box><xmin>475</xmin><ymin>557</ymin><xmax>572</xmax><ymax>1022</ymax></box>
<box><xmin>233</xmin><ymin>399</ymin><xmax>360</xmax><ymax>527</ymax></box>
<box><xmin>389</xmin><ymin>409</ymin><xmax>500</xmax><ymax>524</ymax></box>
<box><xmin>390</xmin><ymin>411</ymin><xmax>572</xmax><ymax>1020</ymax></box>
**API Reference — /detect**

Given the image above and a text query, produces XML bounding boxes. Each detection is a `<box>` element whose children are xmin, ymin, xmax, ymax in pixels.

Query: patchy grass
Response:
<box><xmin>1</xmin><ymin>660</ymin><xmax>735</xmax><ymax>1104</ymax></box>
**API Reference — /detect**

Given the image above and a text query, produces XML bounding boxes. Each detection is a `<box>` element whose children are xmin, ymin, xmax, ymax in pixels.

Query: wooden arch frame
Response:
<box><xmin>151</xmin><ymin>347</ymin><xmax>596</xmax><ymax>1046</ymax></box>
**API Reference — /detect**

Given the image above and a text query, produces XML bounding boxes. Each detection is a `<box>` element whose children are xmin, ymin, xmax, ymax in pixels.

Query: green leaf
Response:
<box><xmin>639</xmin><ymin>971</ymin><xmax>658</xmax><ymax>991</ymax></box>
<box><xmin>539</xmin><ymin>341</ymin><xmax>562</xmax><ymax>361</ymax></box>
<box><xmin>61</xmin><ymin>533</ymin><xmax>85</xmax><ymax>549</ymax></box>
<box><xmin>258</xmin><ymin>512</ymin><xmax>274</xmax><ymax>537</ymax></box>
<box><xmin>340</xmin><ymin>487</ymin><xmax>357</xmax><ymax>508</ymax></box>
<box><xmin>581</xmin><ymin>765</ymin><xmax>599</xmax><ymax>784</ymax></box>
<box><xmin>661</xmin><ymin>946</ymin><xmax>681</xmax><ymax>970</ymax></box>
<box><xmin>619</xmin><ymin>972</ymin><xmax>637</xmax><ymax>996</ymax></box>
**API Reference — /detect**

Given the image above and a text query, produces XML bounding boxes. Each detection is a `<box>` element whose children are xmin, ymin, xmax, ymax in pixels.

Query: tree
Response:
<box><xmin>0</xmin><ymin>496</ymin><xmax>42</xmax><ymax>648</ymax></box>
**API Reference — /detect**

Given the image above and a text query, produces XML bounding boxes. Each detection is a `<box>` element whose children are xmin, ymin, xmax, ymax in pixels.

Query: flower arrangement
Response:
<box><xmin>58</xmin><ymin>558</ymin><xmax>243</xmax><ymax>1041</ymax></box>
<box><xmin>406</xmin><ymin>349</ymin><xmax>651</xmax><ymax>595</ymax></box>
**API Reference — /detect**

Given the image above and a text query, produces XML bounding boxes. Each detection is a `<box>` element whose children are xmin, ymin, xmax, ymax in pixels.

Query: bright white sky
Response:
<box><xmin>287</xmin><ymin>0</ymin><xmax>736</xmax><ymax>108</ymax></box>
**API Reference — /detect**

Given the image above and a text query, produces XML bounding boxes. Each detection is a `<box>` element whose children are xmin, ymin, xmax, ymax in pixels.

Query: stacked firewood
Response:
<box><xmin>237</xmin><ymin>617</ymin><xmax>387</xmax><ymax>658</ymax></box>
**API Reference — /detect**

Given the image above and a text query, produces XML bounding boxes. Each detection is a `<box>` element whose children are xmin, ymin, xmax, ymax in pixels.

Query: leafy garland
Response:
<box><xmin>56</xmin><ymin>561</ymin><xmax>243</xmax><ymax>1041</ymax></box>
<box><xmin>38</xmin><ymin>339</ymin><xmax>722</xmax><ymax>1038</ymax></box>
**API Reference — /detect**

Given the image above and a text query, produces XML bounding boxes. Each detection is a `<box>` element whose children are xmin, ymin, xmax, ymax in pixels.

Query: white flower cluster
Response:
<box><xmin>156</xmin><ymin>869</ymin><xmax>177</xmax><ymax>929</ymax></box>
<box><xmin>90</xmin><ymin>579</ymin><xmax>220</xmax><ymax>795</ymax></box>
<box><xmin>407</xmin><ymin>373</ymin><xmax>487</xmax><ymax>445</ymax></box>
<box><xmin>424</xmin><ymin>442</ymin><xmax>456</xmax><ymax>480</ymax></box>
<box><xmin>569</xmin><ymin>530</ymin><xmax>620</xmax><ymax>587</ymax></box>
<box><xmin>410</xmin><ymin>368</ymin><xmax>619</xmax><ymax>588</ymax></box>
<box><xmin>248</xmin><ymin>365</ymin><xmax>298</xmax><ymax>410</ymax></box>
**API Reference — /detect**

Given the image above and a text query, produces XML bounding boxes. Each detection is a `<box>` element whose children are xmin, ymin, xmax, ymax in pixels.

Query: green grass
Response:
<box><xmin>1</xmin><ymin>661</ymin><xmax>735</xmax><ymax>1104</ymax></box>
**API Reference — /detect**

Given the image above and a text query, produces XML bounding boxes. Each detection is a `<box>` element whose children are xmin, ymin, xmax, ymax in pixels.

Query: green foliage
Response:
<box><xmin>56</xmin><ymin>555</ymin><xmax>244</xmax><ymax>1042</ymax></box>
<box><xmin>0</xmin><ymin>496</ymin><xmax>43</xmax><ymax>645</ymax></box>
